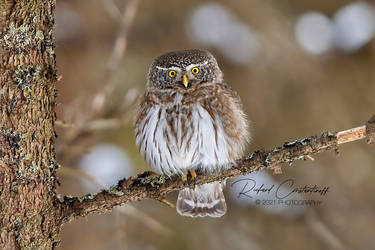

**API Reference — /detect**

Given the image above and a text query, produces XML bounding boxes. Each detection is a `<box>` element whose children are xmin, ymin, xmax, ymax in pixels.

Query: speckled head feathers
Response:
<box><xmin>147</xmin><ymin>49</ymin><xmax>223</xmax><ymax>89</ymax></box>
<box><xmin>152</xmin><ymin>49</ymin><xmax>216</xmax><ymax>68</ymax></box>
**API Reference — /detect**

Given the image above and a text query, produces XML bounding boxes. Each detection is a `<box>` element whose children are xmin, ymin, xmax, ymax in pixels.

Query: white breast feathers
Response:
<box><xmin>136</xmin><ymin>94</ymin><xmax>232</xmax><ymax>176</ymax></box>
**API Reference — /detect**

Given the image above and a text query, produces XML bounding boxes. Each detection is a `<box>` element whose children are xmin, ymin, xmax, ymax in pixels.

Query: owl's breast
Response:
<box><xmin>135</xmin><ymin>96</ymin><xmax>233</xmax><ymax>176</ymax></box>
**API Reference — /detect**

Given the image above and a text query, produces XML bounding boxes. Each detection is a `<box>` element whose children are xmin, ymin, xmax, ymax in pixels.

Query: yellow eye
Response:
<box><xmin>191</xmin><ymin>67</ymin><xmax>199</xmax><ymax>74</ymax></box>
<box><xmin>168</xmin><ymin>70</ymin><xmax>176</xmax><ymax>78</ymax></box>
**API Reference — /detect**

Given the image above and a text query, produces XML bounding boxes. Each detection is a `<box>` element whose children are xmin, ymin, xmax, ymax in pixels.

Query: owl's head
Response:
<box><xmin>147</xmin><ymin>49</ymin><xmax>223</xmax><ymax>90</ymax></box>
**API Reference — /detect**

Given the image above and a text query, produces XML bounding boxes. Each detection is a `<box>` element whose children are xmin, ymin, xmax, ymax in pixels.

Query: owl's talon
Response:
<box><xmin>182</xmin><ymin>170</ymin><xmax>189</xmax><ymax>186</ymax></box>
<box><xmin>189</xmin><ymin>169</ymin><xmax>197</xmax><ymax>185</ymax></box>
<box><xmin>180</xmin><ymin>169</ymin><xmax>197</xmax><ymax>187</ymax></box>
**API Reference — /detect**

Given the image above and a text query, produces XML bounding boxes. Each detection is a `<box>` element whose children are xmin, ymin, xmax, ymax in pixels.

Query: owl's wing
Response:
<box><xmin>216</xmin><ymin>81</ymin><xmax>244</xmax><ymax>108</ymax></box>
<box><xmin>134</xmin><ymin>91</ymin><xmax>155</xmax><ymax>127</ymax></box>
<box><xmin>210</xmin><ymin>81</ymin><xmax>250</xmax><ymax>160</ymax></box>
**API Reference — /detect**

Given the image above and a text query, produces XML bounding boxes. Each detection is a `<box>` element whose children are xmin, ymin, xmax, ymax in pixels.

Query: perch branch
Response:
<box><xmin>60</xmin><ymin>115</ymin><xmax>375</xmax><ymax>223</ymax></box>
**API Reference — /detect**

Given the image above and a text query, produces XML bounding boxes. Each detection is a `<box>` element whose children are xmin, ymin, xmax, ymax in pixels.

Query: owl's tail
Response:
<box><xmin>176</xmin><ymin>181</ymin><xmax>226</xmax><ymax>218</ymax></box>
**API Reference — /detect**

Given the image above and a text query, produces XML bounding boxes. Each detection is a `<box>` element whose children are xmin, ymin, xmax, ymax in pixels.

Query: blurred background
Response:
<box><xmin>55</xmin><ymin>0</ymin><xmax>375</xmax><ymax>249</ymax></box>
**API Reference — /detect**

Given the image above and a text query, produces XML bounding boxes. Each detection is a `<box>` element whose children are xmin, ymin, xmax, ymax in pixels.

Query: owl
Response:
<box><xmin>135</xmin><ymin>49</ymin><xmax>249</xmax><ymax>217</ymax></box>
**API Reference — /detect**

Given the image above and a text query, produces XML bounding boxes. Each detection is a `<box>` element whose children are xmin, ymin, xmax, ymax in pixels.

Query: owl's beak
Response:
<box><xmin>182</xmin><ymin>74</ymin><xmax>189</xmax><ymax>88</ymax></box>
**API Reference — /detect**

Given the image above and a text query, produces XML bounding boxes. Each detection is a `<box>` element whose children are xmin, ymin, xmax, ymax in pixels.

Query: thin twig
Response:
<box><xmin>55</xmin><ymin>120</ymin><xmax>76</xmax><ymax>129</ymax></box>
<box><xmin>57</xmin><ymin>0</ymin><xmax>140</xmax><ymax>160</ymax></box>
<box><xmin>58</xmin><ymin>166</ymin><xmax>107</xmax><ymax>190</ymax></box>
<box><xmin>115</xmin><ymin>206</ymin><xmax>172</xmax><ymax>235</ymax></box>
<box><xmin>59</xmin><ymin>115</ymin><xmax>375</xmax><ymax>223</ymax></box>
<box><xmin>336</xmin><ymin>126</ymin><xmax>366</xmax><ymax>144</ymax></box>
<box><xmin>91</xmin><ymin>0</ymin><xmax>140</xmax><ymax>113</ymax></box>
<box><xmin>102</xmin><ymin>0</ymin><xmax>122</xmax><ymax>21</ymax></box>
<box><xmin>107</xmin><ymin>0</ymin><xmax>139</xmax><ymax>73</ymax></box>
<box><xmin>306</xmin><ymin>210</ymin><xmax>348</xmax><ymax>250</ymax></box>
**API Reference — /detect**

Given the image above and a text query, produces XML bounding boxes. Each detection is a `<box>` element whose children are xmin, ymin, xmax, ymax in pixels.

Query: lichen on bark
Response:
<box><xmin>0</xmin><ymin>0</ymin><xmax>63</xmax><ymax>249</ymax></box>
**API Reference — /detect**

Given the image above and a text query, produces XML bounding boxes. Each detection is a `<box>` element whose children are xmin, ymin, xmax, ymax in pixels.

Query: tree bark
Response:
<box><xmin>0</xmin><ymin>1</ymin><xmax>62</xmax><ymax>249</ymax></box>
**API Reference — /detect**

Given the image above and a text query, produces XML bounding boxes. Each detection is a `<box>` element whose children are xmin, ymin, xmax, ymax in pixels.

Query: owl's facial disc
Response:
<box><xmin>155</xmin><ymin>65</ymin><xmax>202</xmax><ymax>89</ymax></box>
<box><xmin>149</xmin><ymin>50</ymin><xmax>222</xmax><ymax>90</ymax></box>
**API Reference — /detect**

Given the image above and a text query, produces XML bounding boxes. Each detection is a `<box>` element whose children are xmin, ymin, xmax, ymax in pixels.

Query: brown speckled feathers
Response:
<box><xmin>135</xmin><ymin>49</ymin><xmax>249</xmax><ymax>217</ymax></box>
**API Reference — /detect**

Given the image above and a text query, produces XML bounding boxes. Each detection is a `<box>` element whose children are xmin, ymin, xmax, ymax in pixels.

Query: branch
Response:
<box><xmin>91</xmin><ymin>0</ymin><xmax>140</xmax><ymax>113</ymax></box>
<box><xmin>60</xmin><ymin>115</ymin><xmax>375</xmax><ymax>223</ymax></box>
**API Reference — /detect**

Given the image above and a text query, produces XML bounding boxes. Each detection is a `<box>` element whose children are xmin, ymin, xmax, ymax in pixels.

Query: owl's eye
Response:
<box><xmin>168</xmin><ymin>70</ymin><xmax>176</xmax><ymax>78</ymax></box>
<box><xmin>191</xmin><ymin>67</ymin><xmax>199</xmax><ymax>75</ymax></box>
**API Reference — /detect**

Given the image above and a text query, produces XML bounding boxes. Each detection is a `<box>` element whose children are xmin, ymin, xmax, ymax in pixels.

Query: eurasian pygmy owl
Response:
<box><xmin>135</xmin><ymin>49</ymin><xmax>249</xmax><ymax>217</ymax></box>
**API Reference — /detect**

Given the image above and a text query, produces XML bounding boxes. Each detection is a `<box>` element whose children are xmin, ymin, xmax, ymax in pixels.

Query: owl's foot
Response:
<box><xmin>182</xmin><ymin>169</ymin><xmax>197</xmax><ymax>187</ymax></box>
<box><xmin>190</xmin><ymin>169</ymin><xmax>197</xmax><ymax>185</ymax></box>
<box><xmin>182</xmin><ymin>170</ymin><xmax>189</xmax><ymax>186</ymax></box>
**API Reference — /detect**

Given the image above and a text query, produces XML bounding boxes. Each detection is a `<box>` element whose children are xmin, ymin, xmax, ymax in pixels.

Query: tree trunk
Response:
<box><xmin>0</xmin><ymin>1</ymin><xmax>62</xmax><ymax>249</ymax></box>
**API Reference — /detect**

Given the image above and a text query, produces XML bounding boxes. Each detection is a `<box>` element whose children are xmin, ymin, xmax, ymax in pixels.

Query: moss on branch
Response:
<box><xmin>61</xmin><ymin>115</ymin><xmax>375</xmax><ymax>223</ymax></box>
